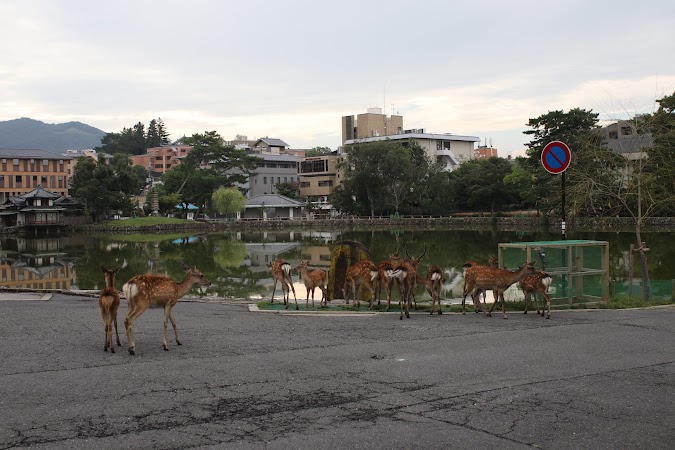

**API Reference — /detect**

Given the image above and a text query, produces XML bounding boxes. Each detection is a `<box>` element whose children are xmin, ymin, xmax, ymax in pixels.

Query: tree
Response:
<box><xmin>162</xmin><ymin>131</ymin><xmax>260</xmax><ymax>210</ymax></box>
<box><xmin>276</xmin><ymin>181</ymin><xmax>300</xmax><ymax>199</ymax></box>
<box><xmin>212</xmin><ymin>187</ymin><xmax>246</xmax><ymax>218</ymax></box>
<box><xmin>447</xmin><ymin>157</ymin><xmax>517</xmax><ymax>215</ymax></box>
<box><xmin>305</xmin><ymin>146</ymin><xmax>332</xmax><ymax>157</ymax></box>
<box><xmin>523</xmin><ymin>108</ymin><xmax>601</xmax><ymax>215</ymax></box>
<box><xmin>146</xmin><ymin>119</ymin><xmax>161</xmax><ymax>148</ymax></box>
<box><xmin>331</xmin><ymin>140</ymin><xmax>433</xmax><ymax>217</ymax></box>
<box><xmin>566</xmin><ymin>93</ymin><xmax>675</xmax><ymax>300</ymax></box>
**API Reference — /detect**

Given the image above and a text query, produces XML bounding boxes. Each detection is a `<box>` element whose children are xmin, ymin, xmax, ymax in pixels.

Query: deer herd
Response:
<box><xmin>96</xmin><ymin>250</ymin><xmax>553</xmax><ymax>354</ymax></box>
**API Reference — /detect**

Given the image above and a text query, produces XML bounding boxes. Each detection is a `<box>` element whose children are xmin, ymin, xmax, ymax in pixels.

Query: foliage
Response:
<box><xmin>447</xmin><ymin>157</ymin><xmax>519</xmax><ymax>215</ymax></box>
<box><xmin>305</xmin><ymin>146</ymin><xmax>333</xmax><ymax>157</ymax></box>
<box><xmin>146</xmin><ymin>118</ymin><xmax>171</xmax><ymax>148</ymax></box>
<box><xmin>212</xmin><ymin>238</ymin><xmax>248</xmax><ymax>268</ymax></box>
<box><xmin>212</xmin><ymin>187</ymin><xmax>246</xmax><ymax>216</ymax></box>
<box><xmin>330</xmin><ymin>140</ymin><xmax>443</xmax><ymax>216</ymax></box>
<box><xmin>94</xmin><ymin>118</ymin><xmax>171</xmax><ymax>155</ymax></box>
<box><xmin>162</xmin><ymin>131</ymin><xmax>260</xmax><ymax>211</ymax></box>
<box><xmin>275</xmin><ymin>181</ymin><xmax>301</xmax><ymax>199</ymax></box>
<box><xmin>70</xmin><ymin>154</ymin><xmax>146</xmax><ymax>221</ymax></box>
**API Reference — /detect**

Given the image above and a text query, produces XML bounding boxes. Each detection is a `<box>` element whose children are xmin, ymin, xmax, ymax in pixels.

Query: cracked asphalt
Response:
<box><xmin>1</xmin><ymin>293</ymin><xmax>674</xmax><ymax>449</ymax></box>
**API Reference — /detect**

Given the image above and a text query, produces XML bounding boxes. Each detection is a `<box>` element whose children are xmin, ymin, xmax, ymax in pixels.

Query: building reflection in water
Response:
<box><xmin>0</xmin><ymin>237</ymin><xmax>74</xmax><ymax>290</ymax></box>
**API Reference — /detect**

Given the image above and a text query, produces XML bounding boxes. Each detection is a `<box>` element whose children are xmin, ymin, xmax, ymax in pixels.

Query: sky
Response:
<box><xmin>1</xmin><ymin>1</ymin><xmax>674</xmax><ymax>157</ymax></box>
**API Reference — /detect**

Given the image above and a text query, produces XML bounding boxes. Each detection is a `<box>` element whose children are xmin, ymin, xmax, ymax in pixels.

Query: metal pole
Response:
<box><xmin>561</xmin><ymin>171</ymin><xmax>566</xmax><ymax>240</ymax></box>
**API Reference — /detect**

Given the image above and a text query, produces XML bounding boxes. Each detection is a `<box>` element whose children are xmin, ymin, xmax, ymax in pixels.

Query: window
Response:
<box><xmin>300</xmin><ymin>181</ymin><xmax>310</xmax><ymax>188</ymax></box>
<box><xmin>43</xmin><ymin>159</ymin><xmax>49</xmax><ymax>166</ymax></box>
<box><xmin>621</xmin><ymin>126</ymin><xmax>633</xmax><ymax>136</ymax></box>
<box><xmin>284</xmin><ymin>177</ymin><xmax>287</xmax><ymax>182</ymax></box>
<box><xmin>41</xmin><ymin>176</ymin><xmax>47</xmax><ymax>184</ymax></box>
<box><xmin>299</xmin><ymin>160</ymin><xmax>327</xmax><ymax>173</ymax></box>
<box><xmin>263</xmin><ymin>176</ymin><xmax>267</xmax><ymax>184</ymax></box>
<box><xmin>608</xmin><ymin>131</ymin><xmax>618</xmax><ymax>139</ymax></box>
<box><xmin>13</xmin><ymin>159</ymin><xmax>19</xmax><ymax>166</ymax></box>
<box><xmin>318</xmin><ymin>180</ymin><xmax>334</xmax><ymax>187</ymax></box>
<box><xmin>15</xmin><ymin>175</ymin><xmax>21</xmax><ymax>183</ymax></box>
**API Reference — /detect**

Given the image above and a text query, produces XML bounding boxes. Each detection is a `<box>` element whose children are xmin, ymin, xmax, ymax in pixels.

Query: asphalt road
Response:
<box><xmin>1</xmin><ymin>292</ymin><xmax>674</xmax><ymax>449</ymax></box>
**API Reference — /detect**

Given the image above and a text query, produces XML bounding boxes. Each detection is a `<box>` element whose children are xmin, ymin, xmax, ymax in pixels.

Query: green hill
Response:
<box><xmin>0</xmin><ymin>117</ymin><xmax>106</xmax><ymax>152</ymax></box>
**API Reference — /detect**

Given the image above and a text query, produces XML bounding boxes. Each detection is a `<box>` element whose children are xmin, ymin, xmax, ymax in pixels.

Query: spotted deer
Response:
<box><xmin>392</xmin><ymin>247</ymin><xmax>426</xmax><ymax>320</ymax></box>
<box><xmin>462</xmin><ymin>255</ymin><xmax>499</xmax><ymax>310</ymax></box>
<box><xmin>123</xmin><ymin>264</ymin><xmax>211</xmax><ymax>355</ymax></box>
<box><xmin>344</xmin><ymin>260</ymin><xmax>379</xmax><ymax>309</ymax></box>
<box><xmin>520</xmin><ymin>270</ymin><xmax>553</xmax><ymax>319</ymax></box>
<box><xmin>462</xmin><ymin>261</ymin><xmax>537</xmax><ymax>319</ymax></box>
<box><xmin>294</xmin><ymin>260</ymin><xmax>327</xmax><ymax>309</ymax></box>
<box><xmin>375</xmin><ymin>253</ymin><xmax>402</xmax><ymax>311</ymax></box>
<box><xmin>99</xmin><ymin>266</ymin><xmax>122</xmax><ymax>353</ymax></box>
<box><xmin>426</xmin><ymin>264</ymin><xmax>445</xmax><ymax>315</ymax></box>
<box><xmin>267</xmin><ymin>260</ymin><xmax>298</xmax><ymax>310</ymax></box>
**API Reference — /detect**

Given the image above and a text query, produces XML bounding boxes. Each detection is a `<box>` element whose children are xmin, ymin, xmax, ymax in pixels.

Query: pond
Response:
<box><xmin>1</xmin><ymin>228</ymin><xmax>673</xmax><ymax>303</ymax></box>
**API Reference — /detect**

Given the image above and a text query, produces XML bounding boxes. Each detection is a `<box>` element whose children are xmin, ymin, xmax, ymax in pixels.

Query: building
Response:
<box><xmin>600</xmin><ymin>120</ymin><xmax>653</xmax><ymax>160</ymax></box>
<box><xmin>252</xmin><ymin>138</ymin><xmax>290</xmax><ymax>155</ymax></box>
<box><xmin>243</xmin><ymin>194</ymin><xmax>304</xmax><ymax>220</ymax></box>
<box><xmin>343</xmin><ymin>129</ymin><xmax>480</xmax><ymax>172</ymax></box>
<box><xmin>0</xmin><ymin>185</ymin><xmax>76</xmax><ymax>230</ymax></box>
<box><xmin>474</xmin><ymin>146</ymin><xmax>499</xmax><ymax>159</ymax></box>
<box><xmin>297</xmin><ymin>152</ymin><xmax>343</xmax><ymax>204</ymax></box>
<box><xmin>129</xmin><ymin>145</ymin><xmax>192</xmax><ymax>176</ymax></box>
<box><xmin>0</xmin><ymin>149</ymin><xmax>72</xmax><ymax>203</ymax></box>
<box><xmin>247</xmin><ymin>153</ymin><xmax>299</xmax><ymax>197</ymax></box>
<box><xmin>342</xmin><ymin>108</ymin><xmax>403</xmax><ymax>144</ymax></box>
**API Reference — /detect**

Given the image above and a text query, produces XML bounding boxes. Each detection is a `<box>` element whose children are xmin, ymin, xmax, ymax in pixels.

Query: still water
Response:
<box><xmin>1</xmin><ymin>229</ymin><xmax>673</xmax><ymax>302</ymax></box>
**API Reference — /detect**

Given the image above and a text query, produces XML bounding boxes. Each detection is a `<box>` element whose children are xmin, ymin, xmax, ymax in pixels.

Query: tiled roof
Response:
<box><xmin>246</xmin><ymin>194</ymin><xmax>304</xmax><ymax>207</ymax></box>
<box><xmin>20</xmin><ymin>186</ymin><xmax>62</xmax><ymax>199</ymax></box>
<box><xmin>255</xmin><ymin>138</ymin><xmax>289</xmax><ymax>148</ymax></box>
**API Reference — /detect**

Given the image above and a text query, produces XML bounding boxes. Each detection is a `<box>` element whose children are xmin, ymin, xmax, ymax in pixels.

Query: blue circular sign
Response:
<box><xmin>541</xmin><ymin>141</ymin><xmax>571</xmax><ymax>174</ymax></box>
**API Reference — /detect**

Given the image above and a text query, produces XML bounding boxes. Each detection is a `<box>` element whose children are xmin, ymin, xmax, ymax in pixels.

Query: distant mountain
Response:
<box><xmin>0</xmin><ymin>117</ymin><xmax>107</xmax><ymax>153</ymax></box>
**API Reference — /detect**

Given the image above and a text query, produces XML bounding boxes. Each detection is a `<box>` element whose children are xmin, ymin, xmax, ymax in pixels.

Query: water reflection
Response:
<box><xmin>1</xmin><ymin>229</ymin><xmax>673</xmax><ymax>302</ymax></box>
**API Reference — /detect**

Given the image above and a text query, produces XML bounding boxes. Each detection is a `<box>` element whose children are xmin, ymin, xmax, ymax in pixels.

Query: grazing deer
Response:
<box><xmin>344</xmin><ymin>260</ymin><xmax>379</xmax><ymax>309</ymax></box>
<box><xmin>520</xmin><ymin>271</ymin><xmax>553</xmax><ymax>319</ymax></box>
<box><xmin>123</xmin><ymin>264</ymin><xmax>211</xmax><ymax>355</ymax></box>
<box><xmin>375</xmin><ymin>253</ymin><xmax>402</xmax><ymax>311</ymax></box>
<box><xmin>99</xmin><ymin>266</ymin><xmax>122</xmax><ymax>353</ymax></box>
<box><xmin>462</xmin><ymin>261</ymin><xmax>537</xmax><ymax>319</ymax></box>
<box><xmin>267</xmin><ymin>260</ymin><xmax>298</xmax><ymax>310</ymax></box>
<box><xmin>426</xmin><ymin>264</ymin><xmax>445</xmax><ymax>315</ymax></box>
<box><xmin>391</xmin><ymin>247</ymin><xmax>426</xmax><ymax>320</ymax></box>
<box><xmin>294</xmin><ymin>260</ymin><xmax>327</xmax><ymax>309</ymax></box>
<box><xmin>462</xmin><ymin>255</ymin><xmax>499</xmax><ymax>310</ymax></box>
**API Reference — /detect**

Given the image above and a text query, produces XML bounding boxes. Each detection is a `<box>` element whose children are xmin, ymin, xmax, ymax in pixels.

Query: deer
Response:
<box><xmin>267</xmin><ymin>259</ymin><xmax>298</xmax><ymax>310</ymax></box>
<box><xmin>462</xmin><ymin>255</ymin><xmax>499</xmax><ymax>311</ymax></box>
<box><xmin>375</xmin><ymin>253</ymin><xmax>402</xmax><ymax>311</ymax></box>
<box><xmin>293</xmin><ymin>260</ymin><xmax>327</xmax><ymax>309</ymax></box>
<box><xmin>391</xmin><ymin>247</ymin><xmax>426</xmax><ymax>320</ymax></box>
<box><xmin>520</xmin><ymin>270</ymin><xmax>553</xmax><ymax>319</ymax></box>
<box><xmin>462</xmin><ymin>261</ymin><xmax>537</xmax><ymax>319</ymax></box>
<box><xmin>99</xmin><ymin>266</ymin><xmax>122</xmax><ymax>353</ymax></box>
<box><xmin>122</xmin><ymin>264</ymin><xmax>211</xmax><ymax>355</ymax></box>
<box><xmin>344</xmin><ymin>260</ymin><xmax>379</xmax><ymax>309</ymax></box>
<box><xmin>426</xmin><ymin>264</ymin><xmax>445</xmax><ymax>315</ymax></box>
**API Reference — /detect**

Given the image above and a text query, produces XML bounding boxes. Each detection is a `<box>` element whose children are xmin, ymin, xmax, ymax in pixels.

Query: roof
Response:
<box><xmin>253</xmin><ymin>153</ymin><xmax>298</xmax><ymax>163</ymax></box>
<box><xmin>0</xmin><ymin>148</ymin><xmax>73</xmax><ymax>159</ymax></box>
<box><xmin>20</xmin><ymin>186</ymin><xmax>62</xmax><ymax>200</ymax></box>
<box><xmin>344</xmin><ymin>133</ymin><xmax>480</xmax><ymax>146</ymax></box>
<box><xmin>254</xmin><ymin>138</ymin><xmax>289</xmax><ymax>148</ymax></box>
<box><xmin>246</xmin><ymin>194</ymin><xmax>304</xmax><ymax>208</ymax></box>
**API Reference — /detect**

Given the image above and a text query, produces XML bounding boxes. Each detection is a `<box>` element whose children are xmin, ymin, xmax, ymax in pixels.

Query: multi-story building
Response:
<box><xmin>474</xmin><ymin>146</ymin><xmax>499</xmax><ymax>159</ymax></box>
<box><xmin>600</xmin><ymin>120</ymin><xmax>653</xmax><ymax>160</ymax></box>
<box><xmin>343</xmin><ymin>129</ymin><xmax>480</xmax><ymax>172</ymax></box>
<box><xmin>129</xmin><ymin>145</ymin><xmax>192</xmax><ymax>176</ymax></box>
<box><xmin>342</xmin><ymin>108</ymin><xmax>403</xmax><ymax>144</ymax></box>
<box><xmin>0</xmin><ymin>149</ymin><xmax>72</xmax><ymax>202</ymax></box>
<box><xmin>247</xmin><ymin>153</ymin><xmax>299</xmax><ymax>197</ymax></box>
<box><xmin>296</xmin><ymin>153</ymin><xmax>343</xmax><ymax>204</ymax></box>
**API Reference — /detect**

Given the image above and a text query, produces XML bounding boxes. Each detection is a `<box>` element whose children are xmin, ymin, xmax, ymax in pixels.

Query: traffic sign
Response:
<box><xmin>541</xmin><ymin>141</ymin><xmax>571</xmax><ymax>174</ymax></box>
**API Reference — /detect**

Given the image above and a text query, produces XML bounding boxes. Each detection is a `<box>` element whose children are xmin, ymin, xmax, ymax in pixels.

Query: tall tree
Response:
<box><xmin>447</xmin><ymin>157</ymin><xmax>517</xmax><ymax>215</ymax></box>
<box><xmin>162</xmin><ymin>131</ymin><xmax>260</xmax><ymax>210</ymax></box>
<box><xmin>157</xmin><ymin>118</ymin><xmax>171</xmax><ymax>146</ymax></box>
<box><xmin>212</xmin><ymin>186</ymin><xmax>246</xmax><ymax>218</ymax></box>
<box><xmin>146</xmin><ymin>119</ymin><xmax>161</xmax><ymax>148</ymax></box>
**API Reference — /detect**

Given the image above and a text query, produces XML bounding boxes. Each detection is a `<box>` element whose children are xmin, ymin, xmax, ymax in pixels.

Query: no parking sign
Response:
<box><xmin>541</xmin><ymin>141</ymin><xmax>571</xmax><ymax>174</ymax></box>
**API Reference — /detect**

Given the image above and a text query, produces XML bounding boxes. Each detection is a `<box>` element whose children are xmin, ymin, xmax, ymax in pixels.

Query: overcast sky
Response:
<box><xmin>1</xmin><ymin>1</ymin><xmax>674</xmax><ymax>156</ymax></box>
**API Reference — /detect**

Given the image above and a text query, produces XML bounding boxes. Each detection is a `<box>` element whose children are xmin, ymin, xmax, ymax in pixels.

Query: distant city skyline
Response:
<box><xmin>1</xmin><ymin>1</ymin><xmax>673</xmax><ymax>158</ymax></box>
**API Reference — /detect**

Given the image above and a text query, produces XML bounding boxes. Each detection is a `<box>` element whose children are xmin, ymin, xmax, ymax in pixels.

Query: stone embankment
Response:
<box><xmin>63</xmin><ymin>216</ymin><xmax>675</xmax><ymax>234</ymax></box>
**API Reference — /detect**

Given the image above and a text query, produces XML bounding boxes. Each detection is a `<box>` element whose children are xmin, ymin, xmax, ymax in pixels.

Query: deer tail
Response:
<box><xmin>122</xmin><ymin>282</ymin><xmax>138</xmax><ymax>301</ymax></box>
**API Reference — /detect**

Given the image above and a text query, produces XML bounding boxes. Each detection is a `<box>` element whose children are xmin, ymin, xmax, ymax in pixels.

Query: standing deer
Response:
<box><xmin>520</xmin><ymin>270</ymin><xmax>553</xmax><ymax>319</ymax></box>
<box><xmin>294</xmin><ymin>260</ymin><xmax>327</xmax><ymax>309</ymax></box>
<box><xmin>426</xmin><ymin>264</ymin><xmax>445</xmax><ymax>315</ymax></box>
<box><xmin>123</xmin><ymin>264</ymin><xmax>211</xmax><ymax>355</ymax></box>
<box><xmin>391</xmin><ymin>247</ymin><xmax>426</xmax><ymax>320</ymax></box>
<box><xmin>462</xmin><ymin>255</ymin><xmax>499</xmax><ymax>310</ymax></box>
<box><xmin>267</xmin><ymin>259</ymin><xmax>298</xmax><ymax>310</ymax></box>
<box><xmin>375</xmin><ymin>253</ymin><xmax>402</xmax><ymax>311</ymax></box>
<box><xmin>344</xmin><ymin>260</ymin><xmax>379</xmax><ymax>309</ymax></box>
<box><xmin>99</xmin><ymin>266</ymin><xmax>122</xmax><ymax>353</ymax></box>
<box><xmin>462</xmin><ymin>261</ymin><xmax>537</xmax><ymax>319</ymax></box>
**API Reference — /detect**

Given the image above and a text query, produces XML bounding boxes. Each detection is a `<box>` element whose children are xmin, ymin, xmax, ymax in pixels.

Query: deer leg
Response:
<box><xmin>499</xmin><ymin>292</ymin><xmax>508</xmax><ymax>319</ymax></box>
<box><xmin>524</xmin><ymin>292</ymin><xmax>529</xmax><ymax>314</ymax></box>
<box><xmin>100</xmin><ymin>308</ymin><xmax>109</xmax><ymax>352</ymax></box>
<box><xmin>124</xmin><ymin>303</ymin><xmax>148</xmax><ymax>355</ymax></box>
<box><xmin>168</xmin><ymin>308</ymin><xmax>181</xmax><ymax>345</ymax></box>
<box><xmin>543</xmin><ymin>291</ymin><xmax>551</xmax><ymax>319</ymax></box>
<box><xmin>287</xmin><ymin>274</ymin><xmax>297</xmax><ymax>303</ymax></box>
<box><xmin>270</xmin><ymin>278</ymin><xmax>278</xmax><ymax>304</ymax></box>
<box><xmin>162</xmin><ymin>304</ymin><xmax>172</xmax><ymax>351</ymax></box>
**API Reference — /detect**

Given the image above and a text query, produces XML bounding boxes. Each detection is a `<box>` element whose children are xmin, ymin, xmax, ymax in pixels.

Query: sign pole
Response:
<box><xmin>561</xmin><ymin>171</ymin><xmax>566</xmax><ymax>240</ymax></box>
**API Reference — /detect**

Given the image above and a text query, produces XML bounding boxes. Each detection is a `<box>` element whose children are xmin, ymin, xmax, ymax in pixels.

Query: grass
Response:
<box><xmin>98</xmin><ymin>217</ymin><xmax>195</xmax><ymax>226</ymax></box>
